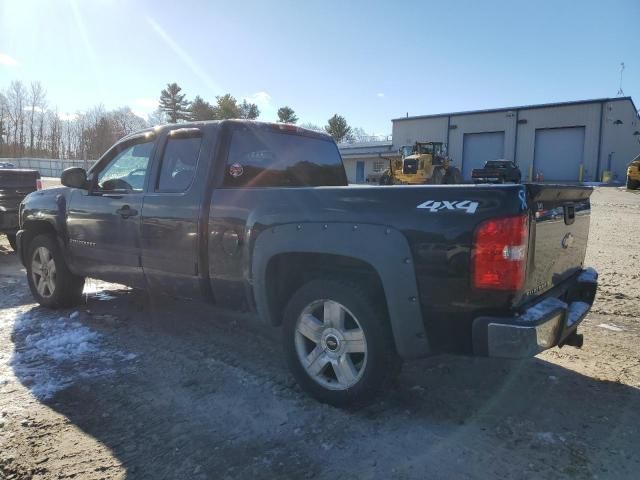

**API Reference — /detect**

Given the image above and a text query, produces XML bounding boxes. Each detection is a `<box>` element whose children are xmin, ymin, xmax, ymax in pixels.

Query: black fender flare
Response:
<box><xmin>251</xmin><ymin>222</ymin><xmax>430</xmax><ymax>358</ymax></box>
<box><xmin>19</xmin><ymin>193</ymin><xmax>69</xmax><ymax>266</ymax></box>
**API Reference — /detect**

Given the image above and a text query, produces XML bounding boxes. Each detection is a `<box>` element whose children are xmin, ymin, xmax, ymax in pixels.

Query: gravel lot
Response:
<box><xmin>0</xmin><ymin>186</ymin><xmax>639</xmax><ymax>479</ymax></box>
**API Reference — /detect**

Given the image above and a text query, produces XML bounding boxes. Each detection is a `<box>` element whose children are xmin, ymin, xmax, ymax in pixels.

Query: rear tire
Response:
<box><xmin>26</xmin><ymin>234</ymin><xmax>85</xmax><ymax>308</ymax></box>
<box><xmin>6</xmin><ymin>233</ymin><xmax>17</xmax><ymax>251</ymax></box>
<box><xmin>282</xmin><ymin>278</ymin><xmax>401</xmax><ymax>407</ymax></box>
<box><xmin>443</xmin><ymin>166</ymin><xmax>462</xmax><ymax>184</ymax></box>
<box><xmin>627</xmin><ymin>177</ymin><xmax>639</xmax><ymax>190</ymax></box>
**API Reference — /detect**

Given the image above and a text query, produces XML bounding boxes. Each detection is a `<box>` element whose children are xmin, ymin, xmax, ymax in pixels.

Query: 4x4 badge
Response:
<box><xmin>417</xmin><ymin>200</ymin><xmax>479</xmax><ymax>214</ymax></box>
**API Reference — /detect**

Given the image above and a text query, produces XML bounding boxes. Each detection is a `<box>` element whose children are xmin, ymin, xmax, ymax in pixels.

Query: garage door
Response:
<box><xmin>462</xmin><ymin>132</ymin><xmax>505</xmax><ymax>180</ymax></box>
<box><xmin>534</xmin><ymin>127</ymin><xmax>585</xmax><ymax>181</ymax></box>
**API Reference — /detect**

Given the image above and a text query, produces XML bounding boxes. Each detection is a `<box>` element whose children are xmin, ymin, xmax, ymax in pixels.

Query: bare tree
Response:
<box><xmin>28</xmin><ymin>82</ymin><xmax>46</xmax><ymax>155</ymax></box>
<box><xmin>46</xmin><ymin>109</ymin><xmax>62</xmax><ymax>159</ymax></box>
<box><xmin>36</xmin><ymin>107</ymin><xmax>47</xmax><ymax>155</ymax></box>
<box><xmin>110</xmin><ymin>107</ymin><xmax>147</xmax><ymax>138</ymax></box>
<box><xmin>6</xmin><ymin>81</ymin><xmax>27</xmax><ymax>155</ymax></box>
<box><xmin>147</xmin><ymin>108</ymin><xmax>167</xmax><ymax>127</ymax></box>
<box><xmin>0</xmin><ymin>92</ymin><xmax>7</xmax><ymax>153</ymax></box>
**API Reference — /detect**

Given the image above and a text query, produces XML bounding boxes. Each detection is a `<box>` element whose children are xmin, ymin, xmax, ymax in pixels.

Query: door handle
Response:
<box><xmin>116</xmin><ymin>205</ymin><xmax>138</xmax><ymax>219</ymax></box>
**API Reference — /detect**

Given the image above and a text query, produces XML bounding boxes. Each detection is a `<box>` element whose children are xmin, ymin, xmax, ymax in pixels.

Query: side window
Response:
<box><xmin>157</xmin><ymin>136</ymin><xmax>202</xmax><ymax>192</ymax></box>
<box><xmin>97</xmin><ymin>141</ymin><xmax>154</xmax><ymax>192</ymax></box>
<box><xmin>223</xmin><ymin>126</ymin><xmax>346</xmax><ymax>187</ymax></box>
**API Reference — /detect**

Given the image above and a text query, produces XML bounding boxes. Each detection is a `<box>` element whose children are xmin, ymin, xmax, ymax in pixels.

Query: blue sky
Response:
<box><xmin>1</xmin><ymin>0</ymin><xmax>638</xmax><ymax>135</ymax></box>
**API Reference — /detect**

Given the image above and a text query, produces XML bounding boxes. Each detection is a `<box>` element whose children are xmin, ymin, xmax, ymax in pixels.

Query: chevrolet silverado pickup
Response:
<box><xmin>16</xmin><ymin>120</ymin><xmax>598</xmax><ymax>406</ymax></box>
<box><xmin>0</xmin><ymin>165</ymin><xmax>41</xmax><ymax>250</ymax></box>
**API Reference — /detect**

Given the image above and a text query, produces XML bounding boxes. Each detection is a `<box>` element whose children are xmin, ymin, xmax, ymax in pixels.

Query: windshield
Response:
<box><xmin>486</xmin><ymin>160</ymin><xmax>509</xmax><ymax>168</ymax></box>
<box><xmin>417</xmin><ymin>144</ymin><xmax>435</xmax><ymax>154</ymax></box>
<box><xmin>400</xmin><ymin>145</ymin><xmax>414</xmax><ymax>157</ymax></box>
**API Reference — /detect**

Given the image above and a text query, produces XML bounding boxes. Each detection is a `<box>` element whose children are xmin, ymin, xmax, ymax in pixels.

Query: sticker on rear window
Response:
<box><xmin>417</xmin><ymin>200</ymin><xmax>479</xmax><ymax>214</ymax></box>
<box><xmin>229</xmin><ymin>163</ymin><xmax>244</xmax><ymax>178</ymax></box>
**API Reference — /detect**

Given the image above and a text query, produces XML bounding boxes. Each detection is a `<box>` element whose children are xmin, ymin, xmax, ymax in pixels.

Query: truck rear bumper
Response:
<box><xmin>472</xmin><ymin>268</ymin><xmax>598</xmax><ymax>358</ymax></box>
<box><xmin>0</xmin><ymin>208</ymin><xmax>19</xmax><ymax>232</ymax></box>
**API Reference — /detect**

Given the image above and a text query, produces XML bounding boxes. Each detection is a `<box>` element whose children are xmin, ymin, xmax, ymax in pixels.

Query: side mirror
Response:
<box><xmin>61</xmin><ymin>167</ymin><xmax>87</xmax><ymax>189</ymax></box>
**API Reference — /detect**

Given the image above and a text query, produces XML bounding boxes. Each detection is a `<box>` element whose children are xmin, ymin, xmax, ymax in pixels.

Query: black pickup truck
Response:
<box><xmin>472</xmin><ymin>159</ymin><xmax>522</xmax><ymax>184</ymax></box>
<box><xmin>0</xmin><ymin>165</ymin><xmax>41</xmax><ymax>250</ymax></box>
<box><xmin>16</xmin><ymin>120</ymin><xmax>598</xmax><ymax>405</ymax></box>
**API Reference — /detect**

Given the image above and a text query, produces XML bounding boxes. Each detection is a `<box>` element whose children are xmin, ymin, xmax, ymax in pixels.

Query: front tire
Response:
<box><xmin>430</xmin><ymin>166</ymin><xmax>446</xmax><ymax>185</ymax></box>
<box><xmin>26</xmin><ymin>234</ymin><xmax>85</xmax><ymax>308</ymax></box>
<box><xmin>627</xmin><ymin>177</ymin><xmax>639</xmax><ymax>190</ymax></box>
<box><xmin>282</xmin><ymin>279</ymin><xmax>400</xmax><ymax>407</ymax></box>
<box><xmin>443</xmin><ymin>166</ymin><xmax>461</xmax><ymax>184</ymax></box>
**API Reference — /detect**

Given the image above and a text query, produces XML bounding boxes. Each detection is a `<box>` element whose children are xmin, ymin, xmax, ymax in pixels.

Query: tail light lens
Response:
<box><xmin>472</xmin><ymin>215</ymin><xmax>529</xmax><ymax>291</ymax></box>
<box><xmin>36</xmin><ymin>178</ymin><xmax>43</xmax><ymax>190</ymax></box>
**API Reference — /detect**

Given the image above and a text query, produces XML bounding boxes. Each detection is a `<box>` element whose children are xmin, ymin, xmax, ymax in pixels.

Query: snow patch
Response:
<box><xmin>92</xmin><ymin>292</ymin><xmax>118</xmax><ymax>301</ymax></box>
<box><xmin>82</xmin><ymin>279</ymin><xmax>129</xmax><ymax>300</ymax></box>
<box><xmin>1</xmin><ymin>305</ymin><xmax>135</xmax><ymax>400</ymax></box>
<box><xmin>535</xmin><ymin>432</ymin><xmax>558</xmax><ymax>444</ymax></box>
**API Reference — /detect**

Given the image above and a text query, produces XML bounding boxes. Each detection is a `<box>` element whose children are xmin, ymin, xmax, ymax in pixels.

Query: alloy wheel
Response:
<box><xmin>31</xmin><ymin>246</ymin><xmax>56</xmax><ymax>298</ymax></box>
<box><xmin>294</xmin><ymin>299</ymin><xmax>368</xmax><ymax>390</ymax></box>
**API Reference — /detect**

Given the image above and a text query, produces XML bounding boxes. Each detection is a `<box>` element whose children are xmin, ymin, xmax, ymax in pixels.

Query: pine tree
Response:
<box><xmin>239</xmin><ymin>100</ymin><xmax>260</xmax><ymax>120</ymax></box>
<box><xmin>190</xmin><ymin>96</ymin><xmax>216</xmax><ymax>121</ymax></box>
<box><xmin>159</xmin><ymin>83</ymin><xmax>190</xmax><ymax>123</ymax></box>
<box><xmin>277</xmin><ymin>106</ymin><xmax>298</xmax><ymax>124</ymax></box>
<box><xmin>212</xmin><ymin>94</ymin><xmax>260</xmax><ymax>120</ymax></box>
<box><xmin>325</xmin><ymin>114</ymin><xmax>352</xmax><ymax>143</ymax></box>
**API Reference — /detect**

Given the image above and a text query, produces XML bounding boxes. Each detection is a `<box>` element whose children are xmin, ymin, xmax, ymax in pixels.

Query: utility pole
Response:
<box><xmin>617</xmin><ymin>62</ymin><xmax>625</xmax><ymax>96</ymax></box>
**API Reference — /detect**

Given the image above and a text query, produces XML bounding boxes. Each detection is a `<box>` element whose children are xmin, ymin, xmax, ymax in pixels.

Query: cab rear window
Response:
<box><xmin>223</xmin><ymin>126</ymin><xmax>347</xmax><ymax>187</ymax></box>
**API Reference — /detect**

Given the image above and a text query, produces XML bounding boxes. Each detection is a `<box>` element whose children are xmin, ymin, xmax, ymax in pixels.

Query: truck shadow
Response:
<box><xmin>8</xmin><ymin>288</ymin><xmax>640</xmax><ymax>479</ymax></box>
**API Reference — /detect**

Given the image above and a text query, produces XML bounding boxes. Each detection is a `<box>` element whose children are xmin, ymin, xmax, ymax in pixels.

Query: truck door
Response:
<box><xmin>140</xmin><ymin>127</ymin><xmax>212</xmax><ymax>298</ymax></box>
<box><xmin>66</xmin><ymin>136</ymin><xmax>156</xmax><ymax>288</ymax></box>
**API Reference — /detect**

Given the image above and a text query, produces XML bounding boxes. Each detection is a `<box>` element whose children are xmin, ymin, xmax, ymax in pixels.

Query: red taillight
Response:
<box><xmin>472</xmin><ymin>215</ymin><xmax>529</xmax><ymax>291</ymax></box>
<box><xmin>36</xmin><ymin>178</ymin><xmax>43</xmax><ymax>190</ymax></box>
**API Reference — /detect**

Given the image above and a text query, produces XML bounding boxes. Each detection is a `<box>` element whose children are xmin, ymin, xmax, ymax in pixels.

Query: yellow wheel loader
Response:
<box><xmin>627</xmin><ymin>154</ymin><xmax>640</xmax><ymax>190</ymax></box>
<box><xmin>379</xmin><ymin>142</ymin><xmax>461</xmax><ymax>185</ymax></box>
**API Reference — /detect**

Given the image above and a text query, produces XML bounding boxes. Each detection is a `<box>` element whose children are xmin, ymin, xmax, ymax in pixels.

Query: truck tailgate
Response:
<box><xmin>0</xmin><ymin>169</ymin><xmax>40</xmax><ymax>209</ymax></box>
<box><xmin>522</xmin><ymin>184</ymin><xmax>592</xmax><ymax>303</ymax></box>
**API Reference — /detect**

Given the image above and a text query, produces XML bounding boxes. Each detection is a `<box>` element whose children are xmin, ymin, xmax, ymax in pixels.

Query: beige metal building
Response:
<box><xmin>391</xmin><ymin>97</ymin><xmax>640</xmax><ymax>183</ymax></box>
<box><xmin>338</xmin><ymin>140</ymin><xmax>399</xmax><ymax>184</ymax></box>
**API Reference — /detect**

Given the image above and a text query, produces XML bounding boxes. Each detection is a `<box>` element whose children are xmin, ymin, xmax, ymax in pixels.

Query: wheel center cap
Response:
<box><xmin>321</xmin><ymin>328</ymin><xmax>344</xmax><ymax>354</ymax></box>
<box><xmin>325</xmin><ymin>335</ymin><xmax>339</xmax><ymax>351</ymax></box>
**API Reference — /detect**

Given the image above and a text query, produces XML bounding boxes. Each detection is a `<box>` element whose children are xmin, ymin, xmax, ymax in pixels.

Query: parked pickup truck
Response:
<box><xmin>472</xmin><ymin>159</ymin><xmax>522</xmax><ymax>184</ymax></box>
<box><xmin>16</xmin><ymin>120</ymin><xmax>598</xmax><ymax>406</ymax></box>
<box><xmin>0</xmin><ymin>165</ymin><xmax>41</xmax><ymax>251</ymax></box>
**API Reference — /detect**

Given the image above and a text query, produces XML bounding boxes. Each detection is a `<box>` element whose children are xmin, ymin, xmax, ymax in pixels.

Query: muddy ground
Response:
<box><xmin>0</xmin><ymin>186</ymin><xmax>638</xmax><ymax>480</ymax></box>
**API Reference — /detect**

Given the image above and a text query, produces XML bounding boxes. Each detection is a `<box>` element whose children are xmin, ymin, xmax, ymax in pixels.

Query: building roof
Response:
<box><xmin>392</xmin><ymin>96</ymin><xmax>638</xmax><ymax>122</ymax></box>
<box><xmin>338</xmin><ymin>141</ymin><xmax>398</xmax><ymax>158</ymax></box>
